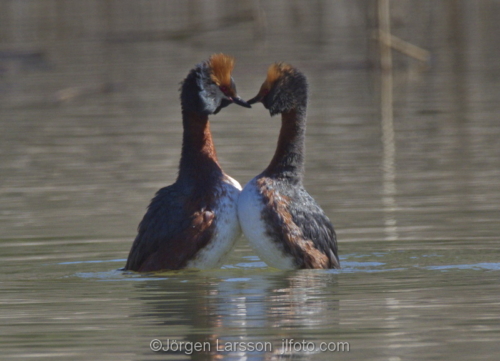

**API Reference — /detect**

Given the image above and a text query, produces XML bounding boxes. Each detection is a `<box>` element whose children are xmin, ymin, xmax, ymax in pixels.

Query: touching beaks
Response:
<box><xmin>231</xmin><ymin>96</ymin><xmax>252</xmax><ymax>108</ymax></box>
<box><xmin>246</xmin><ymin>94</ymin><xmax>262</xmax><ymax>105</ymax></box>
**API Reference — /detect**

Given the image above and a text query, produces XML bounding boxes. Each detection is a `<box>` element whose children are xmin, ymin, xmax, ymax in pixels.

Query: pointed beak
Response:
<box><xmin>231</xmin><ymin>96</ymin><xmax>251</xmax><ymax>108</ymax></box>
<box><xmin>246</xmin><ymin>94</ymin><xmax>262</xmax><ymax>105</ymax></box>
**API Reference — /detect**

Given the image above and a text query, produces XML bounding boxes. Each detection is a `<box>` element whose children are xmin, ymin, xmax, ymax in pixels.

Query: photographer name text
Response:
<box><xmin>150</xmin><ymin>338</ymin><xmax>350</xmax><ymax>354</ymax></box>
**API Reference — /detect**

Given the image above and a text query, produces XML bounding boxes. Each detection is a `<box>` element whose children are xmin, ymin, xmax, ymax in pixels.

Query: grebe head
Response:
<box><xmin>247</xmin><ymin>63</ymin><xmax>308</xmax><ymax>116</ymax></box>
<box><xmin>181</xmin><ymin>53</ymin><xmax>251</xmax><ymax>115</ymax></box>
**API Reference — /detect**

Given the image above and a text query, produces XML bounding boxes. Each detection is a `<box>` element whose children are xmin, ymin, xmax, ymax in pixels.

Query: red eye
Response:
<box><xmin>220</xmin><ymin>85</ymin><xmax>228</xmax><ymax>94</ymax></box>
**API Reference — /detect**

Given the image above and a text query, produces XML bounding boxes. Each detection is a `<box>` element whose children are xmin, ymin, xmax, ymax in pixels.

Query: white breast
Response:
<box><xmin>237</xmin><ymin>178</ymin><xmax>295</xmax><ymax>270</ymax></box>
<box><xmin>186</xmin><ymin>177</ymin><xmax>242</xmax><ymax>269</ymax></box>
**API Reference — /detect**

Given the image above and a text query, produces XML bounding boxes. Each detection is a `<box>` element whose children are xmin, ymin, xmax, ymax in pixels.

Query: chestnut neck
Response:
<box><xmin>177</xmin><ymin>110</ymin><xmax>223</xmax><ymax>185</ymax></box>
<box><xmin>262</xmin><ymin>107</ymin><xmax>307</xmax><ymax>183</ymax></box>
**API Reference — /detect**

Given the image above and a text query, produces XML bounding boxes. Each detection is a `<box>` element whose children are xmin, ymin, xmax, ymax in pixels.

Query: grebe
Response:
<box><xmin>237</xmin><ymin>63</ymin><xmax>340</xmax><ymax>269</ymax></box>
<box><xmin>125</xmin><ymin>54</ymin><xmax>250</xmax><ymax>272</ymax></box>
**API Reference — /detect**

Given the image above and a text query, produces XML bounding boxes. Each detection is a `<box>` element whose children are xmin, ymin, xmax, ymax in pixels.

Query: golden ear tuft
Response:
<box><xmin>208</xmin><ymin>53</ymin><xmax>235</xmax><ymax>87</ymax></box>
<box><xmin>266</xmin><ymin>62</ymin><xmax>293</xmax><ymax>86</ymax></box>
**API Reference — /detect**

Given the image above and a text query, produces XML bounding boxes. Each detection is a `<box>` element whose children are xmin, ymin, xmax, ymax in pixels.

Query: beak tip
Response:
<box><xmin>246</xmin><ymin>95</ymin><xmax>261</xmax><ymax>105</ymax></box>
<box><xmin>232</xmin><ymin>96</ymin><xmax>252</xmax><ymax>108</ymax></box>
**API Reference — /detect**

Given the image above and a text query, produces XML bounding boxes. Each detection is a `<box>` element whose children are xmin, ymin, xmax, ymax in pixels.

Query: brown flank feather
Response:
<box><xmin>208</xmin><ymin>53</ymin><xmax>235</xmax><ymax>87</ymax></box>
<box><xmin>256</xmin><ymin>177</ymin><xmax>330</xmax><ymax>269</ymax></box>
<box><xmin>136</xmin><ymin>210</ymin><xmax>215</xmax><ymax>272</ymax></box>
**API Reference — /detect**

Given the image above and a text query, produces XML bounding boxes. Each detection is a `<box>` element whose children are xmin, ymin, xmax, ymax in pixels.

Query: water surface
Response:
<box><xmin>1</xmin><ymin>1</ymin><xmax>500</xmax><ymax>360</ymax></box>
